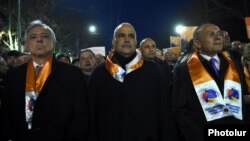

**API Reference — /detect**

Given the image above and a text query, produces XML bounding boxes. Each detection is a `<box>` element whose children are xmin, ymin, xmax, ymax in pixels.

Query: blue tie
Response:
<box><xmin>210</xmin><ymin>58</ymin><xmax>219</xmax><ymax>76</ymax></box>
<box><xmin>35</xmin><ymin>65</ymin><xmax>41</xmax><ymax>75</ymax></box>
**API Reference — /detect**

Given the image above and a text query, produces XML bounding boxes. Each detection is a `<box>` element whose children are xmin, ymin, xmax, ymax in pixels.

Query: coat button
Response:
<box><xmin>223</xmin><ymin>107</ymin><xmax>229</xmax><ymax>113</ymax></box>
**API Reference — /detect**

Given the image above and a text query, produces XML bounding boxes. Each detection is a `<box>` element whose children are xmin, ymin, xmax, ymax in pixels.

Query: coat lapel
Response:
<box><xmin>35</xmin><ymin>57</ymin><xmax>56</xmax><ymax>101</ymax></box>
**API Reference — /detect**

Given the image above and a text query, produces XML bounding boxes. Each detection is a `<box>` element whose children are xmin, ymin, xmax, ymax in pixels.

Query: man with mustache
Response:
<box><xmin>88</xmin><ymin>23</ymin><xmax>168</xmax><ymax>141</ymax></box>
<box><xmin>172</xmin><ymin>23</ymin><xmax>245</xmax><ymax>141</ymax></box>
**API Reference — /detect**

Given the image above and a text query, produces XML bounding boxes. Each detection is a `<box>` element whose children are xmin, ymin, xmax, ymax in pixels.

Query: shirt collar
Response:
<box><xmin>200</xmin><ymin>53</ymin><xmax>220</xmax><ymax>63</ymax></box>
<box><xmin>33</xmin><ymin>61</ymin><xmax>43</xmax><ymax>68</ymax></box>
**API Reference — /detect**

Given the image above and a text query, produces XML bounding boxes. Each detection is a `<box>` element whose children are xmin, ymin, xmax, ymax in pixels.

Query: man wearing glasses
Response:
<box><xmin>172</xmin><ymin>23</ymin><xmax>245</xmax><ymax>141</ymax></box>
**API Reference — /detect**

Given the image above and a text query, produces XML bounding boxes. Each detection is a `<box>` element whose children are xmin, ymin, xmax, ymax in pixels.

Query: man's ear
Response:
<box><xmin>193</xmin><ymin>39</ymin><xmax>201</xmax><ymax>50</ymax></box>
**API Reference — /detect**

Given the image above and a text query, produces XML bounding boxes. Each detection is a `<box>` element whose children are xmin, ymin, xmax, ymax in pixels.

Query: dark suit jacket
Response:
<box><xmin>2</xmin><ymin>58</ymin><xmax>90</xmax><ymax>141</ymax></box>
<box><xmin>88</xmin><ymin>59</ymin><xmax>168</xmax><ymax>141</ymax></box>
<box><xmin>172</xmin><ymin>53</ymin><xmax>245</xmax><ymax>141</ymax></box>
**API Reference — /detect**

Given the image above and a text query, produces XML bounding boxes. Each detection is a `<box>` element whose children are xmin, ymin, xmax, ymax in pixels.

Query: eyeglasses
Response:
<box><xmin>207</xmin><ymin>31</ymin><xmax>224</xmax><ymax>38</ymax></box>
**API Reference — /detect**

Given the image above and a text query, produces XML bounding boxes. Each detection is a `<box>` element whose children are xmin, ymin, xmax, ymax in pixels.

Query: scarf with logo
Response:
<box><xmin>25</xmin><ymin>57</ymin><xmax>52</xmax><ymax>129</ymax></box>
<box><xmin>187</xmin><ymin>51</ymin><xmax>242</xmax><ymax>121</ymax></box>
<box><xmin>105</xmin><ymin>51</ymin><xmax>144</xmax><ymax>82</ymax></box>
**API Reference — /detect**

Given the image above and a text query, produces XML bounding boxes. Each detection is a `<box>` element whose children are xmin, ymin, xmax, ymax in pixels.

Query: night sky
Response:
<box><xmin>60</xmin><ymin>0</ymin><xmax>249</xmax><ymax>51</ymax></box>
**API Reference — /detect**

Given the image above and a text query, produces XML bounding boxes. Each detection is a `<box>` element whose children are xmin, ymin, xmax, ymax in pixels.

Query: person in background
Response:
<box><xmin>95</xmin><ymin>53</ymin><xmax>105</xmax><ymax>64</ymax></box>
<box><xmin>139</xmin><ymin>37</ymin><xmax>172</xmax><ymax>83</ymax></box>
<box><xmin>0</xmin><ymin>56</ymin><xmax>8</xmax><ymax>109</ymax></box>
<box><xmin>174</xmin><ymin>39</ymin><xmax>197</xmax><ymax>68</ymax></box>
<box><xmin>72</xmin><ymin>58</ymin><xmax>81</xmax><ymax>68</ymax></box>
<box><xmin>221</xmin><ymin>31</ymin><xmax>242</xmax><ymax>63</ymax></box>
<box><xmin>6</xmin><ymin>50</ymin><xmax>21</xmax><ymax>70</ymax></box>
<box><xmin>16</xmin><ymin>52</ymin><xmax>31</xmax><ymax>66</ymax></box>
<box><xmin>2</xmin><ymin>20</ymin><xmax>91</xmax><ymax>141</ymax></box>
<box><xmin>139</xmin><ymin>38</ymin><xmax>157</xmax><ymax>59</ymax></box>
<box><xmin>241</xmin><ymin>43</ymin><xmax>250</xmax><ymax>124</ymax></box>
<box><xmin>56</xmin><ymin>53</ymin><xmax>71</xmax><ymax>64</ymax></box>
<box><xmin>79</xmin><ymin>49</ymin><xmax>96</xmax><ymax>83</ymax></box>
<box><xmin>231</xmin><ymin>40</ymin><xmax>245</xmax><ymax>55</ymax></box>
<box><xmin>140</xmin><ymin>37</ymin><xmax>177</xmax><ymax>140</ymax></box>
<box><xmin>155</xmin><ymin>48</ymin><xmax>164</xmax><ymax>60</ymax></box>
<box><xmin>0</xmin><ymin>56</ymin><xmax>7</xmax><ymax>141</ymax></box>
<box><xmin>164</xmin><ymin>49</ymin><xmax>178</xmax><ymax>71</ymax></box>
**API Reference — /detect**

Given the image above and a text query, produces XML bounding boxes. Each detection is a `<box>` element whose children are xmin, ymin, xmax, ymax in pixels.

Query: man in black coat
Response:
<box><xmin>172</xmin><ymin>23</ymin><xmax>245</xmax><ymax>141</ymax></box>
<box><xmin>139</xmin><ymin>38</ymin><xmax>177</xmax><ymax>140</ymax></box>
<box><xmin>2</xmin><ymin>20</ymin><xmax>90</xmax><ymax>141</ymax></box>
<box><xmin>88</xmin><ymin>23</ymin><xmax>168</xmax><ymax>141</ymax></box>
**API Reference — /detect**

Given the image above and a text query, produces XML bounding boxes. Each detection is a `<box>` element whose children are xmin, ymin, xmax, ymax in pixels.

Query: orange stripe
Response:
<box><xmin>223</xmin><ymin>54</ymin><xmax>240</xmax><ymax>82</ymax></box>
<box><xmin>105</xmin><ymin>53</ymin><xmax>120</xmax><ymax>77</ymax></box>
<box><xmin>244</xmin><ymin>67</ymin><xmax>250</xmax><ymax>93</ymax></box>
<box><xmin>188</xmin><ymin>52</ymin><xmax>213</xmax><ymax>85</ymax></box>
<box><xmin>245</xmin><ymin>17</ymin><xmax>250</xmax><ymax>39</ymax></box>
<box><xmin>26</xmin><ymin>57</ymin><xmax>52</xmax><ymax>94</ymax></box>
<box><xmin>188</xmin><ymin>51</ymin><xmax>240</xmax><ymax>86</ymax></box>
<box><xmin>26</xmin><ymin>60</ymin><xmax>36</xmax><ymax>92</ymax></box>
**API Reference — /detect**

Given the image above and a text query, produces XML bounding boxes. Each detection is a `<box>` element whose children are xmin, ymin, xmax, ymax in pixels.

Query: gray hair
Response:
<box><xmin>24</xmin><ymin>20</ymin><xmax>56</xmax><ymax>46</ymax></box>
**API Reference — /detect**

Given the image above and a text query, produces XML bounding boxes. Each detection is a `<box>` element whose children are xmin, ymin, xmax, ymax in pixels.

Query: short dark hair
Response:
<box><xmin>56</xmin><ymin>53</ymin><xmax>70</xmax><ymax>62</ymax></box>
<box><xmin>72</xmin><ymin>58</ymin><xmax>79</xmax><ymax>65</ymax></box>
<box><xmin>7</xmin><ymin>50</ymin><xmax>21</xmax><ymax>57</ymax></box>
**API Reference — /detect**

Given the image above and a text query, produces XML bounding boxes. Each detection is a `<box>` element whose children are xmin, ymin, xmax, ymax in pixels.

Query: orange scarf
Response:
<box><xmin>26</xmin><ymin>57</ymin><xmax>52</xmax><ymax>94</ymax></box>
<box><xmin>187</xmin><ymin>51</ymin><xmax>242</xmax><ymax>121</ymax></box>
<box><xmin>188</xmin><ymin>51</ymin><xmax>240</xmax><ymax>86</ymax></box>
<box><xmin>105</xmin><ymin>51</ymin><xmax>144</xmax><ymax>82</ymax></box>
<box><xmin>244</xmin><ymin>66</ymin><xmax>250</xmax><ymax>93</ymax></box>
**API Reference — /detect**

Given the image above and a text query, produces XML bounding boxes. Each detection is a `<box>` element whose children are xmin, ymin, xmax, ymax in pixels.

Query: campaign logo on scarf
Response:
<box><xmin>226</xmin><ymin>88</ymin><xmax>239</xmax><ymax>102</ymax></box>
<box><xmin>25</xmin><ymin>57</ymin><xmax>52</xmax><ymax>129</ymax></box>
<box><xmin>25</xmin><ymin>91</ymin><xmax>37</xmax><ymax>128</ymax></box>
<box><xmin>188</xmin><ymin>51</ymin><xmax>242</xmax><ymax>121</ymax></box>
<box><xmin>202</xmin><ymin>89</ymin><xmax>217</xmax><ymax>103</ymax></box>
<box><xmin>105</xmin><ymin>51</ymin><xmax>143</xmax><ymax>82</ymax></box>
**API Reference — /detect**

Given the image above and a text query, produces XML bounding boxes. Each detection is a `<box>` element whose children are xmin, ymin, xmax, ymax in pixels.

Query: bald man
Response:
<box><xmin>172</xmin><ymin>23</ymin><xmax>245</xmax><ymax>141</ymax></box>
<box><xmin>88</xmin><ymin>23</ymin><xmax>168</xmax><ymax>141</ymax></box>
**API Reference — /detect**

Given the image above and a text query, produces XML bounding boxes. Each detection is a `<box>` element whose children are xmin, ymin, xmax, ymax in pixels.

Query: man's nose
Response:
<box><xmin>37</xmin><ymin>36</ymin><xmax>43</xmax><ymax>42</ymax></box>
<box><xmin>149</xmin><ymin>47</ymin><xmax>155</xmax><ymax>51</ymax></box>
<box><xmin>124</xmin><ymin>36</ymin><xmax>130</xmax><ymax>42</ymax></box>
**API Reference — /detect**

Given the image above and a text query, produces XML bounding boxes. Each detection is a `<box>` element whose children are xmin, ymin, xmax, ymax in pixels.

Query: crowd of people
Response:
<box><xmin>0</xmin><ymin>19</ymin><xmax>250</xmax><ymax>141</ymax></box>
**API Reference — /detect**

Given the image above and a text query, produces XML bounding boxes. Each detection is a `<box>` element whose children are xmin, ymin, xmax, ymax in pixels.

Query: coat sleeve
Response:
<box><xmin>172</xmin><ymin>64</ymin><xmax>203</xmax><ymax>141</ymax></box>
<box><xmin>2</xmin><ymin>72</ymin><xmax>16</xmax><ymax>141</ymax></box>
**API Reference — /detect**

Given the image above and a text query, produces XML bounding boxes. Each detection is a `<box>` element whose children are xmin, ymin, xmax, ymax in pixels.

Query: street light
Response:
<box><xmin>89</xmin><ymin>25</ymin><xmax>96</xmax><ymax>33</ymax></box>
<box><xmin>175</xmin><ymin>24</ymin><xmax>185</xmax><ymax>34</ymax></box>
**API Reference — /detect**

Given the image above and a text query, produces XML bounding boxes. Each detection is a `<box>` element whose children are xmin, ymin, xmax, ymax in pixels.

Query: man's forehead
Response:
<box><xmin>29</xmin><ymin>26</ymin><xmax>48</xmax><ymax>33</ymax></box>
<box><xmin>117</xmin><ymin>27</ymin><xmax>135</xmax><ymax>34</ymax></box>
<box><xmin>202</xmin><ymin>24</ymin><xmax>220</xmax><ymax>32</ymax></box>
<box><xmin>144</xmin><ymin>39</ymin><xmax>155</xmax><ymax>44</ymax></box>
<box><xmin>81</xmin><ymin>51</ymin><xmax>94</xmax><ymax>57</ymax></box>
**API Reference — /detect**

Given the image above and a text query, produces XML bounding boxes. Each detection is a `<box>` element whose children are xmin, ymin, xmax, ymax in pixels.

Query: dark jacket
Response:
<box><xmin>2</xmin><ymin>58</ymin><xmax>90</xmax><ymax>141</ymax></box>
<box><xmin>172</xmin><ymin>53</ymin><xmax>245</xmax><ymax>141</ymax></box>
<box><xmin>88</xmin><ymin>59</ymin><xmax>168</xmax><ymax>141</ymax></box>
